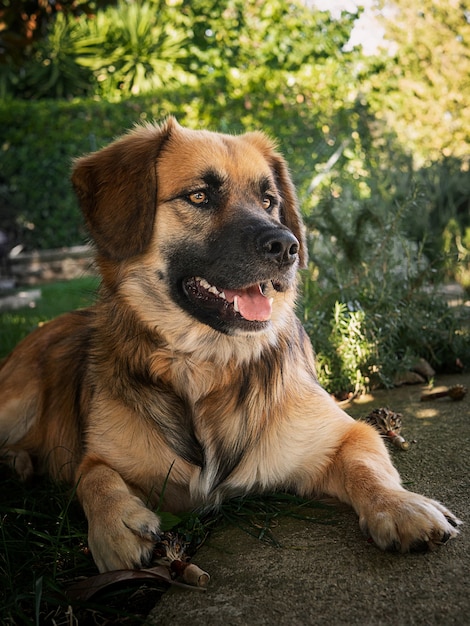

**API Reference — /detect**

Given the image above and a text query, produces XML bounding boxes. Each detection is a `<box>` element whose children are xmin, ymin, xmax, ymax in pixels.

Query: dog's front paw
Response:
<box><xmin>87</xmin><ymin>494</ymin><xmax>161</xmax><ymax>572</ymax></box>
<box><xmin>359</xmin><ymin>490</ymin><xmax>462</xmax><ymax>552</ymax></box>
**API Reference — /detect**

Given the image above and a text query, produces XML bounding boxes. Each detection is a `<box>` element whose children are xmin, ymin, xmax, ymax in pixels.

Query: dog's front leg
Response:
<box><xmin>76</xmin><ymin>455</ymin><xmax>160</xmax><ymax>572</ymax></box>
<box><xmin>321</xmin><ymin>419</ymin><xmax>461</xmax><ymax>552</ymax></box>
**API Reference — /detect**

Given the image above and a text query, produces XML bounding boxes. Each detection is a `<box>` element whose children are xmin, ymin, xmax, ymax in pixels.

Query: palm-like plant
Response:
<box><xmin>14</xmin><ymin>1</ymin><xmax>189</xmax><ymax>99</ymax></box>
<box><xmin>17</xmin><ymin>12</ymin><xmax>103</xmax><ymax>99</ymax></box>
<box><xmin>83</xmin><ymin>0</ymin><xmax>189</xmax><ymax>97</ymax></box>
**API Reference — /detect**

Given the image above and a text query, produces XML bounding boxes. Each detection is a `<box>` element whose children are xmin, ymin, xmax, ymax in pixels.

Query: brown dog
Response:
<box><xmin>0</xmin><ymin>118</ymin><xmax>461</xmax><ymax>572</ymax></box>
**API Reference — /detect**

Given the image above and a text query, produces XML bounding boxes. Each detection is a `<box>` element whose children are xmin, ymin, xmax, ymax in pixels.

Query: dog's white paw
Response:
<box><xmin>359</xmin><ymin>490</ymin><xmax>462</xmax><ymax>552</ymax></box>
<box><xmin>87</xmin><ymin>494</ymin><xmax>160</xmax><ymax>573</ymax></box>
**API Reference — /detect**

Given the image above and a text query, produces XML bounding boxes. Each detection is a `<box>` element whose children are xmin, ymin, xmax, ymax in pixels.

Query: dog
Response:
<box><xmin>0</xmin><ymin>118</ymin><xmax>461</xmax><ymax>573</ymax></box>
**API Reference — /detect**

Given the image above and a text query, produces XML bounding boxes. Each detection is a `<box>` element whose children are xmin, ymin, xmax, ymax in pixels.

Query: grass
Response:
<box><xmin>0</xmin><ymin>277</ymin><xmax>163</xmax><ymax>624</ymax></box>
<box><xmin>0</xmin><ymin>470</ymin><xmax>168</xmax><ymax>624</ymax></box>
<box><xmin>0</xmin><ymin>277</ymin><xmax>99</xmax><ymax>359</ymax></box>
<box><xmin>1</xmin><ymin>469</ymin><xmax>335</xmax><ymax>625</ymax></box>
<box><xmin>0</xmin><ymin>277</ymin><xmax>336</xmax><ymax>624</ymax></box>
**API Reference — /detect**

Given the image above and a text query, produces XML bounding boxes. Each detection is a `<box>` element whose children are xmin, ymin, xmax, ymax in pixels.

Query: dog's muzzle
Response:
<box><xmin>172</xmin><ymin>219</ymin><xmax>300</xmax><ymax>334</ymax></box>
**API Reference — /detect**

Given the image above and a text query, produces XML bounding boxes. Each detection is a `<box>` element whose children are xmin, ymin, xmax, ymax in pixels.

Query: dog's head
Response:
<box><xmin>72</xmin><ymin>118</ymin><xmax>307</xmax><ymax>336</ymax></box>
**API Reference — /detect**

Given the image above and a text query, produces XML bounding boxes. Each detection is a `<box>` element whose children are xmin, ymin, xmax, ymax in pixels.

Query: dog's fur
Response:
<box><xmin>0</xmin><ymin>118</ymin><xmax>461</xmax><ymax>572</ymax></box>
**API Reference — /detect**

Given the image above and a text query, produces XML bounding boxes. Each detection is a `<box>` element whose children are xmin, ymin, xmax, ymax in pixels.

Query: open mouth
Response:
<box><xmin>182</xmin><ymin>276</ymin><xmax>276</xmax><ymax>326</ymax></box>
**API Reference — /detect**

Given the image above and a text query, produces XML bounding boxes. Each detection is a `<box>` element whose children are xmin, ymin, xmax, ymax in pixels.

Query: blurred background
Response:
<box><xmin>1</xmin><ymin>0</ymin><xmax>469</xmax><ymax>395</ymax></box>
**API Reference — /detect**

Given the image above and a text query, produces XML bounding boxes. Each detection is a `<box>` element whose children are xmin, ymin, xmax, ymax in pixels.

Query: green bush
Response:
<box><xmin>2</xmin><ymin>1</ymin><xmax>191</xmax><ymax>101</ymax></box>
<box><xmin>299</xmin><ymin>173</ymin><xmax>470</xmax><ymax>395</ymax></box>
<box><xmin>0</xmin><ymin>87</ymin><xmax>346</xmax><ymax>250</ymax></box>
<box><xmin>81</xmin><ymin>0</ymin><xmax>189</xmax><ymax>98</ymax></box>
<box><xmin>0</xmin><ymin>95</ymin><xmax>195</xmax><ymax>249</ymax></box>
<box><xmin>11</xmin><ymin>12</ymin><xmax>100</xmax><ymax>100</ymax></box>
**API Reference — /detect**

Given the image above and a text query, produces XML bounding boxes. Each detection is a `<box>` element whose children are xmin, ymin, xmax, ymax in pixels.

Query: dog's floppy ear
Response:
<box><xmin>72</xmin><ymin>117</ymin><xmax>177</xmax><ymax>260</ymax></box>
<box><xmin>268</xmin><ymin>151</ymin><xmax>308</xmax><ymax>269</ymax></box>
<box><xmin>244</xmin><ymin>132</ymin><xmax>308</xmax><ymax>269</ymax></box>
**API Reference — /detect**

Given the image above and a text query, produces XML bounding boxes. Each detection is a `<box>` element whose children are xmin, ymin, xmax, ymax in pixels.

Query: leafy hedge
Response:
<box><xmin>0</xmin><ymin>96</ymin><xmax>184</xmax><ymax>249</ymax></box>
<box><xmin>0</xmin><ymin>90</ymin><xmax>342</xmax><ymax>250</ymax></box>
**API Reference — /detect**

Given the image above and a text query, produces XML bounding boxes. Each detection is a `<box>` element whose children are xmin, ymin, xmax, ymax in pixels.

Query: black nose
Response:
<box><xmin>258</xmin><ymin>228</ymin><xmax>299</xmax><ymax>266</ymax></box>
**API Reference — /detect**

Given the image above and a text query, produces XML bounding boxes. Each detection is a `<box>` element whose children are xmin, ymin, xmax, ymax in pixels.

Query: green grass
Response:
<box><xmin>0</xmin><ymin>277</ymin><xmax>335</xmax><ymax>624</ymax></box>
<box><xmin>0</xmin><ymin>471</ymin><xmax>168</xmax><ymax>624</ymax></box>
<box><xmin>0</xmin><ymin>277</ymin><xmax>99</xmax><ymax>359</ymax></box>
<box><xmin>1</xmin><ymin>470</ymin><xmax>334</xmax><ymax>625</ymax></box>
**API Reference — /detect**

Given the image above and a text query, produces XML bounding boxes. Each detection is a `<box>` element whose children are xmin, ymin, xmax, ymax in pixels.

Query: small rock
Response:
<box><xmin>394</xmin><ymin>371</ymin><xmax>426</xmax><ymax>386</ymax></box>
<box><xmin>411</xmin><ymin>358</ymin><xmax>436</xmax><ymax>380</ymax></box>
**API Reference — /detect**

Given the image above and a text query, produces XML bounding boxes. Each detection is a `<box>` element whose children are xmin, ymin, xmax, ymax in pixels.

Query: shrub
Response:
<box><xmin>299</xmin><ymin>180</ymin><xmax>470</xmax><ymax>396</ymax></box>
<box><xmin>0</xmin><ymin>90</ymin><xmax>340</xmax><ymax>250</ymax></box>
<box><xmin>81</xmin><ymin>0</ymin><xmax>189</xmax><ymax>98</ymax></box>
<box><xmin>0</xmin><ymin>95</ymin><xmax>195</xmax><ymax>249</ymax></box>
<box><xmin>11</xmin><ymin>12</ymin><xmax>100</xmax><ymax>100</ymax></box>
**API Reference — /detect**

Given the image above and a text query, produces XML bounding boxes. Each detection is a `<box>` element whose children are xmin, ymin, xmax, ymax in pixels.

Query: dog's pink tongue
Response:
<box><xmin>224</xmin><ymin>285</ymin><xmax>272</xmax><ymax>322</ymax></box>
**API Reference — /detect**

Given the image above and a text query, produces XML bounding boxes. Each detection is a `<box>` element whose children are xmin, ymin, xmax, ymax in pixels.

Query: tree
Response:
<box><xmin>370</xmin><ymin>0</ymin><xmax>470</xmax><ymax>163</ymax></box>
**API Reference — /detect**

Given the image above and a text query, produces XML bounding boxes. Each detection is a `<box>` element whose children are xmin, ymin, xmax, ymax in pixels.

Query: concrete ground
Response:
<box><xmin>148</xmin><ymin>373</ymin><xmax>469</xmax><ymax>626</ymax></box>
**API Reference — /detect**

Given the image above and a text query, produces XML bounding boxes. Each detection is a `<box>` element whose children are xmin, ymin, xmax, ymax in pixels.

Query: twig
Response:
<box><xmin>420</xmin><ymin>384</ymin><xmax>467</xmax><ymax>402</ymax></box>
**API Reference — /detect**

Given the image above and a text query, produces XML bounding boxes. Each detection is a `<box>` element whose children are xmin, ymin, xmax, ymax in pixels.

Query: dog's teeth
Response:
<box><xmin>199</xmin><ymin>278</ymin><xmax>211</xmax><ymax>290</ymax></box>
<box><xmin>196</xmin><ymin>276</ymin><xmax>226</xmax><ymax>299</ymax></box>
<box><xmin>233</xmin><ymin>296</ymin><xmax>240</xmax><ymax>313</ymax></box>
<box><xmin>269</xmin><ymin>297</ymin><xmax>273</xmax><ymax>307</ymax></box>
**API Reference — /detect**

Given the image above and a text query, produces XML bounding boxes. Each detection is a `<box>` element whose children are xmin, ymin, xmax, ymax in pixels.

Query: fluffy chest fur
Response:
<box><xmin>85</xmin><ymin>311</ymin><xmax>320</xmax><ymax>509</ymax></box>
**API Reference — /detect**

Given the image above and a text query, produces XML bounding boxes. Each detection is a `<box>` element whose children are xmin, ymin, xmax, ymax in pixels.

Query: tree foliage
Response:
<box><xmin>371</xmin><ymin>0</ymin><xmax>470</xmax><ymax>163</ymax></box>
<box><xmin>365</xmin><ymin>0</ymin><xmax>470</xmax><ymax>289</ymax></box>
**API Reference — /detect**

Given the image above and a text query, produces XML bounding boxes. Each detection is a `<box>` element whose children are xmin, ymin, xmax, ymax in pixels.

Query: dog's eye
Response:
<box><xmin>262</xmin><ymin>196</ymin><xmax>273</xmax><ymax>210</ymax></box>
<box><xmin>188</xmin><ymin>191</ymin><xmax>208</xmax><ymax>205</ymax></box>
